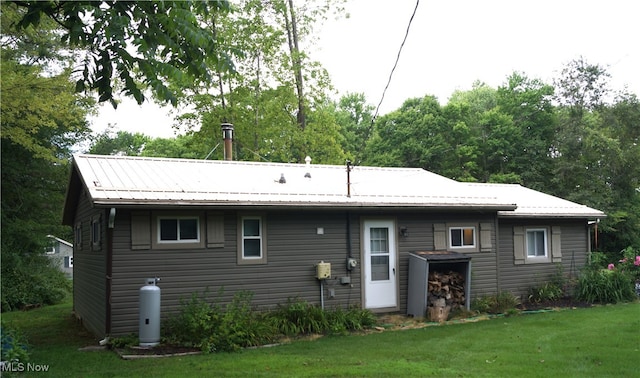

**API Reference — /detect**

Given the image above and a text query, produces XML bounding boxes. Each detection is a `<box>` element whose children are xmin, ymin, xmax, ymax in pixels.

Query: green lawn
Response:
<box><xmin>2</xmin><ymin>299</ymin><xmax>639</xmax><ymax>377</ymax></box>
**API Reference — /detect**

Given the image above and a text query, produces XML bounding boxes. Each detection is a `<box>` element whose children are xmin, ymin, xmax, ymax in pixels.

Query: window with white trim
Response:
<box><xmin>65</xmin><ymin>256</ymin><xmax>73</xmax><ymax>268</ymax></box>
<box><xmin>238</xmin><ymin>215</ymin><xmax>267</xmax><ymax>265</ymax></box>
<box><xmin>242</xmin><ymin>217</ymin><xmax>262</xmax><ymax>258</ymax></box>
<box><xmin>158</xmin><ymin>217</ymin><xmax>200</xmax><ymax>243</ymax></box>
<box><xmin>526</xmin><ymin>229</ymin><xmax>547</xmax><ymax>258</ymax></box>
<box><xmin>449</xmin><ymin>226</ymin><xmax>476</xmax><ymax>249</ymax></box>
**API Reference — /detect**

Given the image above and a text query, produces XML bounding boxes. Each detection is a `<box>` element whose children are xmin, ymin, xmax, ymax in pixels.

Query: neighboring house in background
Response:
<box><xmin>62</xmin><ymin>153</ymin><xmax>605</xmax><ymax>339</ymax></box>
<box><xmin>45</xmin><ymin>235</ymin><xmax>73</xmax><ymax>279</ymax></box>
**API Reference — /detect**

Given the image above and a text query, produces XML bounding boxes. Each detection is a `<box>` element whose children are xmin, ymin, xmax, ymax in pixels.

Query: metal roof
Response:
<box><xmin>464</xmin><ymin>183</ymin><xmax>606</xmax><ymax>218</ymax></box>
<box><xmin>65</xmin><ymin>154</ymin><xmax>604</xmax><ymax>219</ymax></box>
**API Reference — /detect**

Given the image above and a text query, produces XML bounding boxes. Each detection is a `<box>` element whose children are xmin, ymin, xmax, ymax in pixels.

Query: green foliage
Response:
<box><xmin>1</xmin><ymin>4</ymin><xmax>88</xmax><ymax>313</ymax></box>
<box><xmin>575</xmin><ymin>249</ymin><xmax>639</xmax><ymax>304</ymax></box>
<box><xmin>471</xmin><ymin>291</ymin><xmax>521</xmax><ymax>314</ymax></box>
<box><xmin>527</xmin><ymin>264</ymin><xmax>571</xmax><ymax>303</ymax></box>
<box><xmin>575</xmin><ymin>269</ymin><xmax>636</xmax><ymax>304</ymax></box>
<box><xmin>270</xmin><ymin>298</ymin><xmax>328</xmax><ymax>336</ymax></box>
<box><xmin>270</xmin><ymin>298</ymin><xmax>376</xmax><ymax>336</ymax></box>
<box><xmin>1</xmin><ymin>253</ymin><xmax>71</xmax><ymax>312</ymax></box>
<box><xmin>1</xmin><ymin>323</ymin><xmax>30</xmax><ymax>364</ymax></box>
<box><xmin>89</xmin><ymin>128</ymin><xmax>151</xmax><ymax>156</ymax></box>
<box><xmin>108</xmin><ymin>334</ymin><xmax>138</xmax><ymax>349</ymax></box>
<box><xmin>528</xmin><ymin>282</ymin><xmax>564</xmax><ymax>303</ymax></box>
<box><xmin>164</xmin><ymin>289</ymin><xmax>277</xmax><ymax>353</ymax></box>
<box><xmin>165</xmin><ymin>292</ymin><xmax>376</xmax><ymax>353</ymax></box>
<box><xmin>10</xmin><ymin>0</ymin><xmax>236</xmax><ymax>107</ymax></box>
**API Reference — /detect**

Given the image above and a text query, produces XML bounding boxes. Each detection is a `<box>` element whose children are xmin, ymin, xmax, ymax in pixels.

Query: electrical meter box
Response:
<box><xmin>316</xmin><ymin>261</ymin><xmax>331</xmax><ymax>279</ymax></box>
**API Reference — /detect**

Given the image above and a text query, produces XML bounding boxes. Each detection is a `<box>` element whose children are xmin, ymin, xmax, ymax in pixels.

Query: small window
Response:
<box><xmin>158</xmin><ymin>217</ymin><xmax>200</xmax><ymax>243</ymax></box>
<box><xmin>449</xmin><ymin>227</ymin><xmax>476</xmax><ymax>249</ymax></box>
<box><xmin>75</xmin><ymin>223</ymin><xmax>82</xmax><ymax>250</ymax></box>
<box><xmin>65</xmin><ymin>256</ymin><xmax>73</xmax><ymax>268</ymax></box>
<box><xmin>91</xmin><ymin>216</ymin><xmax>101</xmax><ymax>249</ymax></box>
<box><xmin>242</xmin><ymin>217</ymin><xmax>262</xmax><ymax>258</ymax></box>
<box><xmin>238</xmin><ymin>215</ymin><xmax>267</xmax><ymax>265</ymax></box>
<box><xmin>526</xmin><ymin>229</ymin><xmax>547</xmax><ymax>258</ymax></box>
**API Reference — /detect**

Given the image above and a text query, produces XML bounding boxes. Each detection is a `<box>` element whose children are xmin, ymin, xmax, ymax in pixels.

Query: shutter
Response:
<box><xmin>207</xmin><ymin>213</ymin><xmax>225</xmax><ymax>248</ymax></box>
<box><xmin>131</xmin><ymin>211</ymin><xmax>151</xmax><ymax>250</ymax></box>
<box><xmin>480</xmin><ymin>222</ymin><xmax>493</xmax><ymax>252</ymax></box>
<box><xmin>434</xmin><ymin>223</ymin><xmax>446</xmax><ymax>250</ymax></box>
<box><xmin>551</xmin><ymin>226</ymin><xmax>562</xmax><ymax>262</ymax></box>
<box><xmin>513</xmin><ymin>226</ymin><xmax>525</xmax><ymax>265</ymax></box>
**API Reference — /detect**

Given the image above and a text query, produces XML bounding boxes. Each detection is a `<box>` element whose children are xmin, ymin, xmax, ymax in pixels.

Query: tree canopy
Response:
<box><xmin>9</xmin><ymin>0</ymin><xmax>236</xmax><ymax>107</ymax></box>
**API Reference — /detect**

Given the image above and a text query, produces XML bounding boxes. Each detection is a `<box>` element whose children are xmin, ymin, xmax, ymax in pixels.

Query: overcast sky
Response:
<box><xmin>91</xmin><ymin>0</ymin><xmax>640</xmax><ymax>139</ymax></box>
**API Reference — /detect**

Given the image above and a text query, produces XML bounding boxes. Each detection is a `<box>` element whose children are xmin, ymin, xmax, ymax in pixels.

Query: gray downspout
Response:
<box><xmin>105</xmin><ymin>208</ymin><xmax>116</xmax><ymax>337</ymax></box>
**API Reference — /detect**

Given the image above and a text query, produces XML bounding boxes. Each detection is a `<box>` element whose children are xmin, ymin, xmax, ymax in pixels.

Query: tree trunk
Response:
<box><xmin>284</xmin><ymin>0</ymin><xmax>306</xmax><ymax>130</ymax></box>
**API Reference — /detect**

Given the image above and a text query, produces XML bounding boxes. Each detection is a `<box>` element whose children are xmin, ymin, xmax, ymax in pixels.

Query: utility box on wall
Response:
<box><xmin>407</xmin><ymin>251</ymin><xmax>471</xmax><ymax>319</ymax></box>
<box><xmin>316</xmin><ymin>261</ymin><xmax>331</xmax><ymax>279</ymax></box>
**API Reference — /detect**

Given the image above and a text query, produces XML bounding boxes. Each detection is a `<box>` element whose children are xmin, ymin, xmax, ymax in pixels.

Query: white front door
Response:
<box><xmin>363</xmin><ymin>219</ymin><xmax>398</xmax><ymax>309</ymax></box>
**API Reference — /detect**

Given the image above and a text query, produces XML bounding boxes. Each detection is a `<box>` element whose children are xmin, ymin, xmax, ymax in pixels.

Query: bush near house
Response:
<box><xmin>575</xmin><ymin>248</ymin><xmax>639</xmax><ymax>304</ymax></box>
<box><xmin>160</xmin><ymin>290</ymin><xmax>377</xmax><ymax>353</ymax></box>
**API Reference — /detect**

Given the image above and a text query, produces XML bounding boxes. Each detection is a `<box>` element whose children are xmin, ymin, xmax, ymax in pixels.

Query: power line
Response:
<box><xmin>372</xmin><ymin>0</ymin><xmax>420</xmax><ymax>123</ymax></box>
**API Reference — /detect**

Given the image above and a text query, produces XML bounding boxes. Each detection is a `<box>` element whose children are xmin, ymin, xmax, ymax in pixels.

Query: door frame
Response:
<box><xmin>360</xmin><ymin>217</ymin><xmax>400</xmax><ymax>312</ymax></box>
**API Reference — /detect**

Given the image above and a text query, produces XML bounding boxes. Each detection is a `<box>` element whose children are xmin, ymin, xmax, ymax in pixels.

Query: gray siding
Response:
<box><xmin>392</xmin><ymin>212</ymin><xmax>498</xmax><ymax>312</ymax></box>
<box><xmin>83</xmin><ymin>205</ymin><xmax>591</xmax><ymax>337</ymax></box>
<box><xmin>498</xmin><ymin>219</ymin><xmax>590</xmax><ymax>299</ymax></box>
<box><xmin>73</xmin><ymin>190</ymin><xmax>107</xmax><ymax>337</ymax></box>
<box><xmin>110</xmin><ymin>210</ymin><xmax>362</xmax><ymax>336</ymax></box>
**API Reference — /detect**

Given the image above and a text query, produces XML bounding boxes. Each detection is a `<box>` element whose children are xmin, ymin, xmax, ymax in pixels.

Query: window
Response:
<box><xmin>526</xmin><ymin>229</ymin><xmax>547</xmax><ymax>258</ymax></box>
<box><xmin>158</xmin><ymin>217</ymin><xmax>200</xmax><ymax>243</ymax></box>
<box><xmin>65</xmin><ymin>256</ymin><xmax>73</xmax><ymax>268</ymax></box>
<box><xmin>75</xmin><ymin>222</ymin><xmax>82</xmax><ymax>250</ymax></box>
<box><xmin>449</xmin><ymin>227</ymin><xmax>476</xmax><ymax>249</ymax></box>
<box><xmin>238</xmin><ymin>215</ymin><xmax>267</xmax><ymax>265</ymax></box>
<box><xmin>513</xmin><ymin>226</ymin><xmax>560</xmax><ymax>265</ymax></box>
<box><xmin>370</xmin><ymin>227</ymin><xmax>390</xmax><ymax>281</ymax></box>
<box><xmin>242</xmin><ymin>217</ymin><xmax>262</xmax><ymax>258</ymax></box>
<box><xmin>91</xmin><ymin>215</ymin><xmax>101</xmax><ymax>249</ymax></box>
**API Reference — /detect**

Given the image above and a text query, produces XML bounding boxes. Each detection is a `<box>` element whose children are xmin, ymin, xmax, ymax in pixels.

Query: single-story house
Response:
<box><xmin>45</xmin><ymin>235</ymin><xmax>73</xmax><ymax>279</ymax></box>
<box><xmin>62</xmin><ymin>153</ymin><xmax>604</xmax><ymax>338</ymax></box>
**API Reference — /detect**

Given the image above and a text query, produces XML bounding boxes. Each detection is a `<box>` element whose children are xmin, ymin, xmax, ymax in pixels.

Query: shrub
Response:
<box><xmin>471</xmin><ymin>292</ymin><xmax>520</xmax><ymax>314</ymax></box>
<box><xmin>575</xmin><ymin>249</ymin><xmax>638</xmax><ymax>304</ymax></box>
<box><xmin>1</xmin><ymin>253</ymin><xmax>70</xmax><ymax>312</ymax></box>
<box><xmin>528</xmin><ymin>282</ymin><xmax>564</xmax><ymax>303</ymax></box>
<box><xmin>270</xmin><ymin>298</ymin><xmax>328</xmax><ymax>336</ymax></box>
<box><xmin>575</xmin><ymin>269</ymin><xmax>636</xmax><ymax>304</ymax></box>
<box><xmin>1</xmin><ymin>323</ymin><xmax>29</xmax><ymax>364</ymax></box>
<box><xmin>164</xmin><ymin>289</ymin><xmax>277</xmax><ymax>353</ymax></box>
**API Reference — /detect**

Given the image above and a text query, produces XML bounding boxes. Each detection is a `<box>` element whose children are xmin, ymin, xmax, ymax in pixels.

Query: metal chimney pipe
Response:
<box><xmin>221</xmin><ymin>123</ymin><xmax>234</xmax><ymax>161</ymax></box>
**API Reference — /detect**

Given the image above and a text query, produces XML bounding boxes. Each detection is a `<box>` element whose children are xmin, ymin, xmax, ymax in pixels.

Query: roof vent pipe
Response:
<box><xmin>221</xmin><ymin>123</ymin><xmax>234</xmax><ymax>161</ymax></box>
<box><xmin>304</xmin><ymin>156</ymin><xmax>312</xmax><ymax>178</ymax></box>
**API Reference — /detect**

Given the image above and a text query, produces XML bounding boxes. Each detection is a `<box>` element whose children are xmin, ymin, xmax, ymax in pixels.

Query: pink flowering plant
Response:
<box><xmin>575</xmin><ymin>247</ymin><xmax>639</xmax><ymax>303</ymax></box>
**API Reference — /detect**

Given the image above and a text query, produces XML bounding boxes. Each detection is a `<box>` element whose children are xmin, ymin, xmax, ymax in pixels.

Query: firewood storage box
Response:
<box><xmin>407</xmin><ymin>251</ymin><xmax>471</xmax><ymax>319</ymax></box>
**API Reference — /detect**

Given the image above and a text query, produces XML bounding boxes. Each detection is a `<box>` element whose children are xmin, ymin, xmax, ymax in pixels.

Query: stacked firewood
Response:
<box><xmin>428</xmin><ymin>270</ymin><xmax>466</xmax><ymax>310</ymax></box>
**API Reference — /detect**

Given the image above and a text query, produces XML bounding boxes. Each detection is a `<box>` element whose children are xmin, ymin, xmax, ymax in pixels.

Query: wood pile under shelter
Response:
<box><xmin>407</xmin><ymin>251</ymin><xmax>471</xmax><ymax>322</ymax></box>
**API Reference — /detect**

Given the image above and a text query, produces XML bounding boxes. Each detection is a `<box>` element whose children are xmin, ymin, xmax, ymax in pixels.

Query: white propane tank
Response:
<box><xmin>139</xmin><ymin>277</ymin><xmax>161</xmax><ymax>347</ymax></box>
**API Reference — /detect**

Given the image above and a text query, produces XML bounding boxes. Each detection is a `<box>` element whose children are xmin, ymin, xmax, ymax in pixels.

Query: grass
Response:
<box><xmin>2</xmin><ymin>299</ymin><xmax>639</xmax><ymax>377</ymax></box>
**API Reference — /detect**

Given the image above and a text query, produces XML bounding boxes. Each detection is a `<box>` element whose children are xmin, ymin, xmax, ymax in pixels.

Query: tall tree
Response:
<box><xmin>178</xmin><ymin>0</ymin><xmax>343</xmax><ymax>163</ymax></box>
<box><xmin>1</xmin><ymin>2</ymin><xmax>93</xmax><ymax>310</ymax></box>
<box><xmin>89</xmin><ymin>127</ymin><xmax>151</xmax><ymax>156</ymax></box>
<box><xmin>496</xmin><ymin>72</ymin><xmax>556</xmax><ymax>191</ymax></box>
<box><xmin>335</xmin><ymin>93</ymin><xmax>375</xmax><ymax>163</ymax></box>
